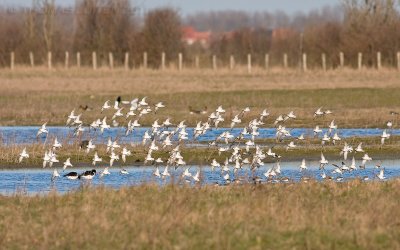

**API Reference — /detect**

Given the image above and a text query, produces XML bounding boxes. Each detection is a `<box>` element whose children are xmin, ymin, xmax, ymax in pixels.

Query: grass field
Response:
<box><xmin>1</xmin><ymin>68</ymin><xmax>400</xmax><ymax>127</ymax></box>
<box><xmin>1</xmin><ymin>181</ymin><xmax>400</xmax><ymax>249</ymax></box>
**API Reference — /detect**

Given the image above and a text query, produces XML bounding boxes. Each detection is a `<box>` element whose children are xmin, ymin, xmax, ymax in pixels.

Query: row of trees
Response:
<box><xmin>1</xmin><ymin>0</ymin><xmax>400</xmax><ymax>68</ymax></box>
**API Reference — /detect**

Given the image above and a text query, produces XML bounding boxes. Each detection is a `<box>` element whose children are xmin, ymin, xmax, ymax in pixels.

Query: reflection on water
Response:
<box><xmin>1</xmin><ymin>159</ymin><xmax>400</xmax><ymax>195</ymax></box>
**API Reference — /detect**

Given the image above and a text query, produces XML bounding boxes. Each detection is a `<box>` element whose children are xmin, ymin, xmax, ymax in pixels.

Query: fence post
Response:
<box><xmin>397</xmin><ymin>52</ymin><xmax>400</xmax><ymax>71</ymax></box>
<box><xmin>10</xmin><ymin>52</ymin><xmax>14</xmax><ymax>70</ymax></box>
<box><xmin>124</xmin><ymin>52</ymin><xmax>129</xmax><ymax>70</ymax></box>
<box><xmin>109</xmin><ymin>52</ymin><xmax>114</xmax><ymax>69</ymax></box>
<box><xmin>77</xmin><ymin>52</ymin><xmax>81</xmax><ymax>68</ymax></box>
<box><xmin>29</xmin><ymin>52</ymin><xmax>34</xmax><ymax>67</ymax></box>
<box><xmin>143</xmin><ymin>52</ymin><xmax>147</xmax><ymax>69</ymax></box>
<box><xmin>358</xmin><ymin>52</ymin><xmax>362</xmax><ymax>70</ymax></box>
<box><xmin>47</xmin><ymin>51</ymin><xmax>52</xmax><ymax>70</ymax></box>
<box><xmin>212</xmin><ymin>55</ymin><xmax>217</xmax><ymax>70</ymax></box>
<box><xmin>321</xmin><ymin>53</ymin><xmax>326</xmax><ymax>71</ymax></box>
<box><xmin>178</xmin><ymin>53</ymin><xmax>183</xmax><ymax>71</ymax></box>
<box><xmin>230</xmin><ymin>55</ymin><xmax>235</xmax><ymax>70</ymax></box>
<box><xmin>265</xmin><ymin>54</ymin><xmax>269</xmax><ymax>70</ymax></box>
<box><xmin>92</xmin><ymin>51</ymin><xmax>97</xmax><ymax>70</ymax></box>
<box><xmin>302</xmin><ymin>53</ymin><xmax>307</xmax><ymax>71</ymax></box>
<box><xmin>377</xmin><ymin>52</ymin><xmax>381</xmax><ymax>70</ymax></box>
<box><xmin>161</xmin><ymin>52</ymin><xmax>165</xmax><ymax>70</ymax></box>
<box><xmin>283</xmin><ymin>53</ymin><xmax>288</xmax><ymax>68</ymax></box>
<box><xmin>339</xmin><ymin>52</ymin><xmax>344</xmax><ymax>68</ymax></box>
<box><xmin>247</xmin><ymin>54</ymin><xmax>252</xmax><ymax>74</ymax></box>
<box><xmin>195</xmin><ymin>56</ymin><xmax>199</xmax><ymax>69</ymax></box>
<box><xmin>65</xmin><ymin>51</ymin><xmax>69</xmax><ymax>69</ymax></box>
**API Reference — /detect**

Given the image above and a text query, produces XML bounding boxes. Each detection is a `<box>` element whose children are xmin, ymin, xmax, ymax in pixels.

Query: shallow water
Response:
<box><xmin>1</xmin><ymin>159</ymin><xmax>399</xmax><ymax>195</ymax></box>
<box><xmin>0</xmin><ymin>126</ymin><xmax>395</xmax><ymax>145</ymax></box>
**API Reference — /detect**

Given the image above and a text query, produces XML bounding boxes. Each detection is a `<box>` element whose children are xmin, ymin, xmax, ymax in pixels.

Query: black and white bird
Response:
<box><xmin>79</xmin><ymin>169</ymin><xmax>97</xmax><ymax>180</ymax></box>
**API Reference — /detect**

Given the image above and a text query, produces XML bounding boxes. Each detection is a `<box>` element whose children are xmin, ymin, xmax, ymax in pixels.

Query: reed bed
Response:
<box><xmin>1</xmin><ymin>180</ymin><xmax>400</xmax><ymax>249</ymax></box>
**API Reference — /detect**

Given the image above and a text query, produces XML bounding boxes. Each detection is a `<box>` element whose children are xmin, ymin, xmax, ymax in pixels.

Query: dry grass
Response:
<box><xmin>1</xmin><ymin>181</ymin><xmax>400</xmax><ymax>249</ymax></box>
<box><xmin>1</xmin><ymin>68</ymin><xmax>400</xmax><ymax>127</ymax></box>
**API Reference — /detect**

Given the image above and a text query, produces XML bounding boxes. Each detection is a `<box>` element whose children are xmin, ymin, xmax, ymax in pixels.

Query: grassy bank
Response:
<box><xmin>0</xmin><ymin>69</ymin><xmax>400</xmax><ymax>127</ymax></box>
<box><xmin>2</xmin><ymin>135</ymin><xmax>400</xmax><ymax>168</ymax></box>
<box><xmin>1</xmin><ymin>181</ymin><xmax>400</xmax><ymax>249</ymax></box>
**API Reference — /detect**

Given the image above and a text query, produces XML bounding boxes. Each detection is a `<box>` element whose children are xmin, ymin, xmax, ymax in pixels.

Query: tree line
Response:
<box><xmin>0</xmin><ymin>0</ymin><xmax>400</xmax><ymax>69</ymax></box>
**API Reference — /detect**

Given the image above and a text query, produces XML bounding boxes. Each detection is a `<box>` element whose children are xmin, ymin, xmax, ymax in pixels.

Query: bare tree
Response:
<box><xmin>141</xmin><ymin>8</ymin><xmax>183</xmax><ymax>68</ymax></box>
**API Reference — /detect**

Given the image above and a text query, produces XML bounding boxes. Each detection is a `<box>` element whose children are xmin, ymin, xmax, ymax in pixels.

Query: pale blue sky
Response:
<box><xmin>1</xmin><ymin>0</ymin><xmax>339</xmax><ymax>15</ymax></box>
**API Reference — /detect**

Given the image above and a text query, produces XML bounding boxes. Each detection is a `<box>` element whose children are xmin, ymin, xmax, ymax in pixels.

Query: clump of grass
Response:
<box><xmin>1</xmin><ymin>180</ymin><xmax>400</xmax><ymax>249</ymax></box>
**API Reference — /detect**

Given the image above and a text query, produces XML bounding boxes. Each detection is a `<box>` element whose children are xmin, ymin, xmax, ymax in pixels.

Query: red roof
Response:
<box><xmin>182</xmin><ymin>26</ymin><xmax>211</xmax><ymax>45</ymax></box>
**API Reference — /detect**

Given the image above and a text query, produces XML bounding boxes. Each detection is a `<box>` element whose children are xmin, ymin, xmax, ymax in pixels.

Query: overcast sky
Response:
<box><xmin>1</xmin><ymin>0</ymin><xmax>339</xmax><ymax>15</ymax></box>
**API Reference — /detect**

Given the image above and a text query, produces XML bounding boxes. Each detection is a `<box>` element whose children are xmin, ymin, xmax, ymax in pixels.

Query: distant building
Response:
<box><xmin>182</xmin><ymin>26</ymin><xmax>211</xmax><ymax>47</ymax></box>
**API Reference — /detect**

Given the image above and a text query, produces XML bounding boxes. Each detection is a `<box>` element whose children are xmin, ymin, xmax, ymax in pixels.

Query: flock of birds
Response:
<box><xmin>16</xmin><ymin>96</ymin><xmax>393</xmax><ymax>185</ymax></box>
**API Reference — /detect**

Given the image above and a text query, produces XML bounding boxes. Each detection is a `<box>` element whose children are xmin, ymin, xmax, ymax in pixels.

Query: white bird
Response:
<box><xmin>259</xmin><ymin>109</ymin><xmax>270</xmax><ymax>121</ymax></box>
<box><xmin>223</xmin><ymin>173</ymin><xmax>231</xmax><ymax>182</ymax></box>
<box><xmin>332</xmin><ymin>132</ymin><xmax>341</xmax><ymax>144</ymax></box>
<box><xmin>216</xmin><ymin>106</ymin><xmax>225</xmax><ymax>113</ymax></box>
<box><xmin>231</xmin><ymin>115</ymin><xmax>241</xmax><ymax>128</ymax></box>
<box><xmin>153</xmin><ymin>167</ymin><xmax>161</xmax><ymax>178</ymax></box>
<box><xmin>154</xmin><ymin>102</ymin><xmax>165</xmax><ymax>112</ymax></box>
<box><xmin>182</xmin><ymin>168</ymin><xmax>192</xmax><ymax>178</ymax></box>
<box><xmin>350</xmin><ymin>157</ymin><xmax>357</xmax><ymax>171</ymax></box>
<box><xmin>112</xmin><ymin>108</ymin><xmax>124</xmax><ymax>120</ymax></box>
<box><xmin>121</xmin><ymin>147</ymin><xmax>132</xmax><ymax>163</ymax></box>
<box><xmin>37</xmin><ymin>122</ymin><xmax>49</xmax><ymax>137</ymax></box>
<box><xmin>86</xmin><ymin>139</ymin><xmax>96</xmax><ymax>154</ymax></box>
<box><xmin>192</xmin><ymin>169</ymin><xmax>200</xmax><ymax>182</ymax></box>
<box><xmin>313</xmin><ymin>125</ymin><xmax>322</xmax><ymax>136</ymax></box>
<box><xmin>381</xmin><ymin>129</ymin><xmax>390</xmax><ymax>145</ymax></box>
<box><xmin>163</xmin><ymin>118</ymin><xmax>173</xmax><ymax>128</ymax></box>
<box><xmin>100</xmin><ymin>117</ymin><xmax>110</xmax><ymax>134</ymax></box>
<box><xmin>332</xmin><ymin>164</ymin><xmax>343</xmax><ymax>175</ymax></box>
<box><xmin>43</xmin><ymin>150</ymin><xmax>51</xmax><ymax>168</ymax></box>
<box><xmin>120</xmin><ymin>169</ymin><xmax>129</xmax><ymax>175</ymax></box>
<box><xmin>101</xmin><ymin>100</ymin><xmax>111</xmax><ymax>112</ymax></box>
<box><xmin>162</xmin><ymin>166</ymin><xmax>170</xmax><ymax>178</ymax></box>
<box><xmin>63</xmin><ymin>158</ymin><xmax>73</xmax><ymax>170</ymax></box>
<box><xmin>19</xmin><ymin>148</ymin><xmax>29</xmax><ymax>163</ymax></box>
<box><xmin>101</xmin><ymin>167</ymin><xmax>111</xmax><ymax>176</ymax></box>
<box><xmin>328</xmin><ymin>120</ymin><xmax>337</xmax><ymax>134</ymax></box>
<box><xmin>320</xmin><ymin>153</ymin><xmax>328</xmax><ymax>169</ymax></box>
<box><xmin>139</xmin><ymin>97</ymin><xmax>148</xmax><ymax>106</ymax></box>
<box><xmin>286</xmin><ymin>141</ymin><xmax>296</xmax><ymax>151</ymax></box>
<box><xmin>355</xmin><ymin>142</ymin><xmax>364</xmax><ymax>153</ymax></box>
<box><xmin>340</xmin><ymin>142</ymin><xmax>353</xmax><ymax>160</ymax></box>
<box><xmin>314</xmin><ymin>107</ymin><xmax>324</xmax><ymax>117</ymax></box>
<box><xmin>211</xmin><ymin>159</ymin><xmax>220</xmax><ymax>171</ymax></box>
<box><xmin>274</xmin><ymin>115</ymin><xmax>284</xmax><ymax>125</ymax></box>
<box><xmin>286</xmin><ymin>111</ymin><xmax>296</xmax><ymax>119</ymax></box>
<box><xmin>52</xmin><ymin>137</ymin><xmax>62</xmax><ymax>150</ymax></box>
<box><xmin>92</xmin><ymin>152</ymin><xmax>102</xmax><ymax>166</ymax></box>
<box><xmin>52</xmin><ymin>168</ymin><xmax>60</xmax><ymax>181</ymax></box>
<box><xmin>66</xmin><ymin>109</ymin><xmax>77</xmax><ymax>125</ymax></box>
<box><xmin>361</xmin><ymin>153</ymin><xmax>372</xmax><ymax>166</ymax></box>
<box><xmin>299</xmin><ymin>159</ymin><xmax>307</xmax><ymax>171</ymax></box>
<box><xmin>377</xmin><ymin>168</ymin><xmax>385</xmax><ymax>180</ymax></box>
<box><xmin>110</xmin><ymin>151</ymin><xmax>119</xmax><ymax>167</ymax></box>
<box><xmin>142</xmin><ymin>131</ymin><xmax>152</xmax><ymax>145</ymax></box>
<box><xmin>321</xmin><ymin>133</ymin><xmax>330</xmax><ymax>144</ymax></box>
